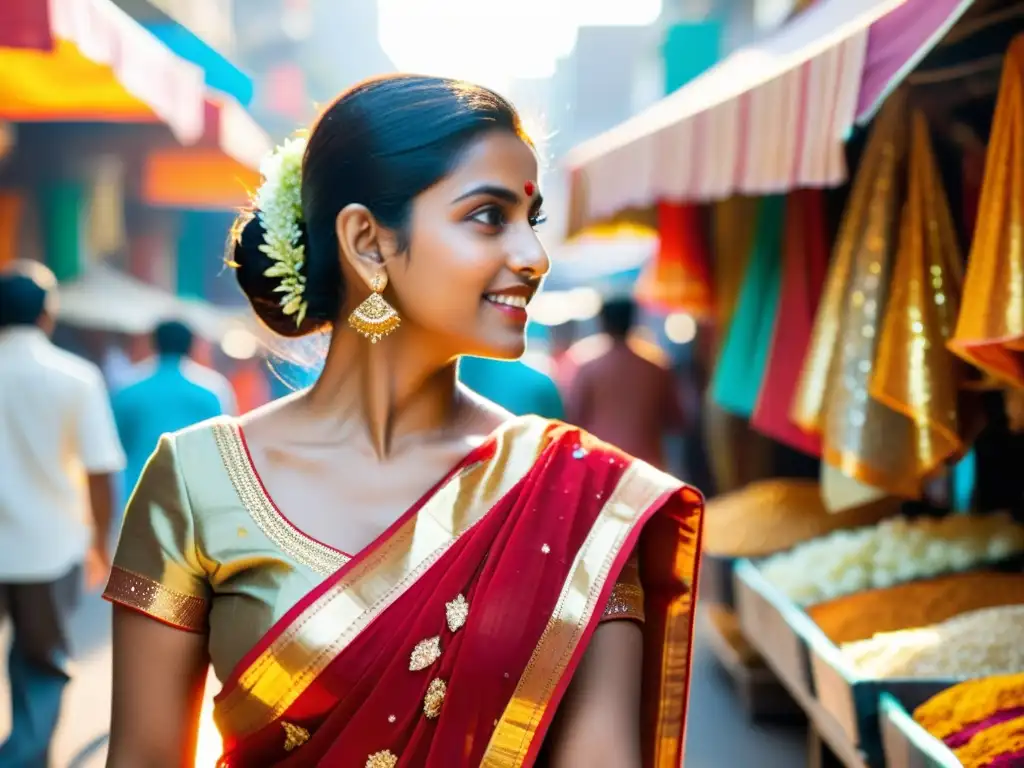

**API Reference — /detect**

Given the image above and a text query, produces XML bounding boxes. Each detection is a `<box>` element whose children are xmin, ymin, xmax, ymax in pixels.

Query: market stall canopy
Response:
<box><xmin>141</xmin><ymin>95</ymin><xmax>270</xmax><ymax>210</ymax></box>
<box><xmin>0</xmin><ymin>0</ymin><xmax>205</xmax><ymax>143</ymax></box>
<box><xmin>543</xmin><ymin>226</ymin><xmax>659</xmax><ymax>292</ymax></box>
<box><xmin>57</xmin><ymin>263</ymin><xmax>249</xmax><ymax>342</ymax></box>
<box><xmin>564</xmin><ymin>0</ymin><xmax>974</xmax><ymax>235</ymax></box>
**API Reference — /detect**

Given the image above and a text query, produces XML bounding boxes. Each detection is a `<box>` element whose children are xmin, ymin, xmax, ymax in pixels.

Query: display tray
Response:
<box><xmin>734</xmin><ymin>558</ymin><xmax>817</xmax><ymax>700</ymax></box>
<box><xmin>699</xmin><ymin>553</ymin><xmax>737</xmax><ymax>607</ymax></box>
<box><xmin>734</xmin><ymin>559</ymin><xmax>960</xmax><ymax>767</ymax></box>
<box><xmin>878</xmin><ymin>693</ymin><xmax>963</xmax><ymax>768</ymax></box>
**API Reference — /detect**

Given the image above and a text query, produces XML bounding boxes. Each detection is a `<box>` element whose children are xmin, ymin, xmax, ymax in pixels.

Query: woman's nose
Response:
<box><xmin>508</xmin><ymin>235</ymin><xmax>550</xmax><ymax>280</ymax></box>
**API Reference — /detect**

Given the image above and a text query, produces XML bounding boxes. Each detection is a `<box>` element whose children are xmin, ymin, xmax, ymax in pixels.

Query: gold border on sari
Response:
<box><xmin>480</xmin><ymin>460</ymin><xmax>683</xmax><ymax>768</ymax></box>
<box><xmin>214</xmin><ymin>416</ymin><xmax>552</xmax><ymax>739</ymax></box>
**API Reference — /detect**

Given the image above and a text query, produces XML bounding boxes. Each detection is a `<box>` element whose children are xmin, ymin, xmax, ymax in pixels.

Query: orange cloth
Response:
<box><xmin>0</xmin><ymin>192</ymin><xmax>23</xmax><ymax>267</ymax></box>
<box><xmin>636</xmin><ymin>202</ymin><xmax>713</xmax><ymax>320</ymax></box>
<box><xmin>948</xmin><ymin>36</ymin><xmax>1024</xmax><ymax>389</ymax></box>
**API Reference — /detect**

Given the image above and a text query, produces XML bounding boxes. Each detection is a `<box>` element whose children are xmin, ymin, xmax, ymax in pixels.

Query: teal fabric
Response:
<box><xmin>951</xmin><ymin>449</ymin><xmax>976</xmax><ymax>513</ymax></box>
<box><xmin>459</xmin><ymin>357</ymin><xmax>565</xmax><ymax>420</ymax></box>
<box><xmin>710</xmin><ymin>195</ymin><xmax>786</xmax><ymax>418</ymax></box>
<box><xmin>176</xmin><ymin>212</ymin><xmax>206</xmax><ymax>299</ymax></box>
<box><xmin>39</xmin><ymin>183</ymin><xmax>84</xmax><ymax>282</ymax></box>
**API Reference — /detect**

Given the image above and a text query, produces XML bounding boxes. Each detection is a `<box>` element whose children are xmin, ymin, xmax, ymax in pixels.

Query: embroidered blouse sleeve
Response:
<box><xmin>601</xmin><ymin>550</ymin><xmax>645</xmax><ymax>623</ymax></box>
<box><xmin>103</xmin><ymin>434</ymin><xmax>211</xmax><ymax>632</ymax></box>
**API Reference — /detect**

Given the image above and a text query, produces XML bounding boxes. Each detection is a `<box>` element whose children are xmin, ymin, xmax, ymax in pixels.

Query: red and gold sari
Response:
<box><xmin>202</xmin><ymin>417</ymin><xmax>703</xmax><ymax>767</ymax></box>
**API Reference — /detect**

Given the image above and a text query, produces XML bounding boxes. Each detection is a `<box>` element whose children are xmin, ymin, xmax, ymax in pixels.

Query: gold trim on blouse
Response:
<box><xmin>211</xmin><ymin>420</ymin><xmax>350</xmax><ymax>577</ymax></box>
<box><xmin>106</xmin><ymin>565</ymin><xmax>209</xmax><ymax>632</ymax></box>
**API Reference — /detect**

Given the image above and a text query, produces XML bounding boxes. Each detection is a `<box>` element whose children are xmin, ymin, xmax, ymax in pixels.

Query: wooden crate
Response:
<box><xmin>878</xmin><ymin>693</ymin><xmax>963</xmax><ymax>768</ymax></box>
<box><xmin>734</xmin><ymin>559</ymin><xmax>817</xmax><ymax>700</ymax></box>
<box><xmin>808</xmin><ymin>642</ymin><xmax>955</xmax><ymax>767</ymax></box>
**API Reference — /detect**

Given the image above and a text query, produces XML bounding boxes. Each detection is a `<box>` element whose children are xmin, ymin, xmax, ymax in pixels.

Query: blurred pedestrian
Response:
<box><xmin>112</xmin><ymin>320</ymin><xmax>237</xmax><ymax>495</ymax></box>
<box><xmin>564</xmin><ymin>297</ymin><xmax>686</xmax><ymax>470</ymax></box>
<box><xmin>459</xmin><ymin>354</ymin><xmax>565</xmax><ymax>419</ymax></box>
<box><xmin>0</xmin><ymin>261</ymin><xmax>125</xmax><ymax>765</ymax></box>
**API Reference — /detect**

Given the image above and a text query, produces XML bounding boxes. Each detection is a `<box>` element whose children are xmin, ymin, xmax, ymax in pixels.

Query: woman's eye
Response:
<box><xmin>469</xmin><ymin>206</ymin><xmax>505</xmax><ymax>229</ymax></box>
<box><xmin>529</xmin><ymin>210</ymin><xmax>548</xmax><ymax>229</ymax></box>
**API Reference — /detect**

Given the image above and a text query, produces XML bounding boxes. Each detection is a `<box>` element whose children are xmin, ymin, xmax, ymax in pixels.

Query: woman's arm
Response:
<box><xmin>107</xmin><ymin>607</ymin><xmax>209</xmax><ymax>767</ymax></box>
<box><xmin>548</xmin><ymin>620</ymin><xmax>644</xmax><ymax>768</ymax></box>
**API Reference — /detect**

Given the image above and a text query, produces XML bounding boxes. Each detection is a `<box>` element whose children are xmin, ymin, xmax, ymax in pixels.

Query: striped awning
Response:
<box><xmin>0</xmin><ymin>0</ymin><xmax>205</xmax><ymax>143</ymax></box>
<box><xmin>564</xmin><ymin>0</ymin><xmax>974</xmax><ymax>234</ymax></box>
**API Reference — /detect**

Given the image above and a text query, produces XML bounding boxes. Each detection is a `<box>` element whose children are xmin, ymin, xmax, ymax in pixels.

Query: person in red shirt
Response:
<box><xmin>564</xmin><ymin>297</ymin><xmax>686</xmax><ymax>470</ymax></box>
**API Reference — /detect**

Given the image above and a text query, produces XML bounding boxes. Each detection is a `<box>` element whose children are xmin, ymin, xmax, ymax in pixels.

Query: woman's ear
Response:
<box><xmin>335</xmin><ymin>204</ymin><xmax>385</xmax><ymax>289</ymax></box>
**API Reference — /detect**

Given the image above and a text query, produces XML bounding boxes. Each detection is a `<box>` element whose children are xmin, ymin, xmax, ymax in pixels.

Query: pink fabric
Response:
<box><xmin>856</xmin><ymin>0</ymin><xmax>973</xmax><ymax>120</ymax></box>
<box><xmin>944</xmin><ymin>707</ymin><xmax>1024</xmax><ymax>749</ymax></box>
<box><xmin>986</xmin><ymin>749</ymin><xmax>1024</xmax><ymax>767</ymax></box>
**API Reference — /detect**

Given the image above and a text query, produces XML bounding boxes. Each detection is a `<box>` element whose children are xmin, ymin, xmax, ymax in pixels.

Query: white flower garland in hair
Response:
<box><xmin>255</xmin><ymin>135</ymin><xmax>309</xmax><ymax>327</ymax></box>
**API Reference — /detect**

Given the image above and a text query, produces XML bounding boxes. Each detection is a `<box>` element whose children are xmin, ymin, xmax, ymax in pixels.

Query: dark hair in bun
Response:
<box><xmin>229</xmin><ymin>74</ymin><xmax>529</xmax><ymax>338</ymax></box>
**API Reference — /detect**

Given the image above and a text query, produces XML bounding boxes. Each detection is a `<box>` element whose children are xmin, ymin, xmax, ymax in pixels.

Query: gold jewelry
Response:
<box><xmin>347</xmin><ymin>272</ymin><xmax>400</xmax><ymax>343</ymax></box>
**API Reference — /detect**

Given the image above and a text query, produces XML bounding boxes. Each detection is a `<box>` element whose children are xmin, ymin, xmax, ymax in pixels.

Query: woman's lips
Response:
<box><xmin>483</xmin><ymin>293</ymin><xmax>529</xmax><ymax>322</ymax></box>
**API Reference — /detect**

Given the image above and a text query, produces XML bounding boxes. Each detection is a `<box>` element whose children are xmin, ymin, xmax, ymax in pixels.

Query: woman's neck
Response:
<box><xmin>302</xmin><ymin>325</ymin><xmax>463</xmax><ymax>458</ymax></box>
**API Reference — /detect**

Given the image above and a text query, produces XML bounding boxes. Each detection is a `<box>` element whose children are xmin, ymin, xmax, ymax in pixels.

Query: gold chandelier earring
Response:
<box><xmin>347</xmin><ymin>272</ymin><xmax>401</xmax><ymax>343</ymax></box>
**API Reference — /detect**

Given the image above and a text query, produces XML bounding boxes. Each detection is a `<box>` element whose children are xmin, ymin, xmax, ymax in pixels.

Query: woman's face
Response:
<box><xmin>388</xmin><ymin>130</ymin><xmax>549</xmax><ymax>360</ymax></box>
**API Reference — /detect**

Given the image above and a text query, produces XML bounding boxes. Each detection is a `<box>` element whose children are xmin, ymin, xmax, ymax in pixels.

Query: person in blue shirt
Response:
<box><xmin>112</xmin><ymin>321</ymin><xmax>236</xmax><ymax>496</ymax></box>
<box><xmin>458</xmin><ymin>354</ymin><xmax>565</xmax><ymax>420</ymax></box>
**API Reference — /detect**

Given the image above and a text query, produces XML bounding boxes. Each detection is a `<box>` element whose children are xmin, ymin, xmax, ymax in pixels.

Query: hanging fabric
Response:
<box><xmin>0</xmin><ymin>191</ymin><xmax>23</xmax><ymax>267</ymax></box>
<box><xmin>635</xmin><ymin>201</ymin><xmax>714</xmax><ymax>319</ymax></box>
<box><xmin>751</xmin><ymin>189</ymin><xmax>829</xmax><ymax>456</ymax></box>
<box><xmin>710</xmin><ymin>195</ymin><xmax>785</xmax><ymax>418</ymax></box>
<box><xmin>39</xmin><ymin>182</ymin><xmax>84</xmax><ymax>281</ymax></box>
<box><xmin>792</xmin><ymin>92</ymin><xmax>911</xmax><ymax>507</ymax></box>
<box><xmin>85</xmin><ymin>154</ymin><xmax>126</xmax><ymax>261</ymax></box>
<box><xmin>869</xmin><ymin>109</ymin><xmax>972</xmax><ymax>487</ymax></box>
<box><xmin>949</xmin><ymin>35</ymin><xmax>1024</xmax><ymax>389</ymax></box>
<box><xmin>710</xmin><ymin>195</ymin><xmax>759</xmax><ymax>336</ymax></box>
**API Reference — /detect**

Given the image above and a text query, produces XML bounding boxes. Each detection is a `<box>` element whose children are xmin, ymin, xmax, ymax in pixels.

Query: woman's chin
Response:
<box><xmin>466</xmin><ymin>333</ymin><xmax>527</xmax><ymax>362</ymax></box>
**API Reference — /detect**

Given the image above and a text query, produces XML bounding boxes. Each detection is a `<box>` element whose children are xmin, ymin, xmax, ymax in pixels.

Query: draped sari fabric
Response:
<box><xmin>212</xmin><ymin>418</ymin><xmax>703</xmax><ymax>768</ymax></box>
<box><xmin>751</xmin><ymin>188</ymin><xmax>829</xmax><ymax>456</ymax></box>
<box><xmin>948</xmin><ymin>36</ymin><xmax>1024</xmax><ymax>388</ymax></box>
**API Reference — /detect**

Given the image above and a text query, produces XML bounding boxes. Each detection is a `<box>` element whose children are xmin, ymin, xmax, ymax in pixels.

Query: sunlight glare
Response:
<box><xmin>377</xmin><ymin>0</ymin><xmax>662</xmax><ymax>93</ymax></box>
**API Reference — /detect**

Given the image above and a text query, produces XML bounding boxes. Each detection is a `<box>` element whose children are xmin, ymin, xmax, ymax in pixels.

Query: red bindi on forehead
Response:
<box><xmin>524</xmin><ymin>180</ymin><xmax>536</xmax><ymax>197</ymax></box>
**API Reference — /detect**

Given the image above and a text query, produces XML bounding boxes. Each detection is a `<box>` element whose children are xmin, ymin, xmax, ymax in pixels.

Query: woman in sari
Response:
<box><xmin>103</xmin><ymin>75</ymin><xmax>704</xmax><ymax>768</ymax></box>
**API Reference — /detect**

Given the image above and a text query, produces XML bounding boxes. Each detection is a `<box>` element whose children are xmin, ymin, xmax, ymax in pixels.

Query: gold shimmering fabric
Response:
<box><xmin>868</xmin><ymin>110</ymin><xmax>968</xmax><ymax>480</ymax></box>
<box><xmin>793</xmin><ymin>91</ymin><xmax>955</xmax><ymax>502</ymax></box>
<box><xmin>949</xmin><ymin>36</ymin><xmax>1024</xmax><ymax>389</ymax></box>
<box><xmin>104</xmin><ymin>420</ymin><xmax>338</xmax><ymax>683</ymax></box>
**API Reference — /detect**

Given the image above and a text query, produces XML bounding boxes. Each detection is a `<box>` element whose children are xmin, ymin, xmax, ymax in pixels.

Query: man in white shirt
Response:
<box><xmin>0</xmin><ymin>261</ymin><xmax>125</xmax><ymax>765</ymax></box>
